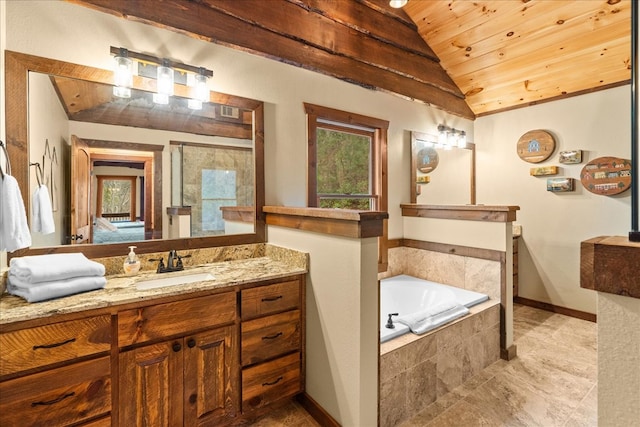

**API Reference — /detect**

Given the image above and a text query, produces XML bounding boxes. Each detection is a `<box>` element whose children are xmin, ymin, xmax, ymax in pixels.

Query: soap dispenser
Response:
<box><xmin>123</xmin><ymin>246</ymin><xmax>141</xmax><ymax>275</ymax></box>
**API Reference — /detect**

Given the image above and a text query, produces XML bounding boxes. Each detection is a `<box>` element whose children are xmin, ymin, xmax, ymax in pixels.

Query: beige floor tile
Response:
<box><xmin>252</xmin><ymin>305</ymin><xmax>597</xmax><ymax>427</ymax></box>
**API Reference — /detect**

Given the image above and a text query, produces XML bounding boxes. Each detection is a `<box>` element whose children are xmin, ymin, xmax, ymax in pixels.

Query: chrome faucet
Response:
<box><xmin>150</xmin><ymin>250</ymin><xmax>191</xmax><ymax>273</ymax></box>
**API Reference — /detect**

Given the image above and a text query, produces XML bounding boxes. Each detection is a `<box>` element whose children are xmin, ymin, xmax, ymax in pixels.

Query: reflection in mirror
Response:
<box><xmin>170</xmin><ymin>141</ymin><xmax>254</xmax><ymax>237</ymax></box>
<box><xmin>5</xmin><ymin>50</ymin><xmax>265</xmax><ymax>258</ymax></box>
<box><xmin>27</xmin><ymin>71</ymin><xmax>255</xmax><ymax>248</ymax></box>
<box><xmin>410</xmin><ymin>131</ymin><xmax>476</xmax><ymax>205</ymax></box>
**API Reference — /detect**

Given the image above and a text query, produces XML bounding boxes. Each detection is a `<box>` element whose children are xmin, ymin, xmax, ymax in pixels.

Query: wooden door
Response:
<box><xmin>183</xmin><ymin>326</ymin><xmax>238</xmax><ymax>426</ymax></box>
<box><xmin>119</xmin><ymin>341</ymin><xmax>184</xmax><ymax>427</ymax></box>
<box><xmin>70</xmin><ymin>135</ymin><xmax>91</xmax><ymax>244</ymax></box>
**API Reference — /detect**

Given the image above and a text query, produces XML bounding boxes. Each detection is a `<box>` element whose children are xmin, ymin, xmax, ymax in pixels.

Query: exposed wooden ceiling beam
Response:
<box><xmin>67</xmin><ymin>0</ymin><xmax>475</xmax><ymax>119</ymax></box>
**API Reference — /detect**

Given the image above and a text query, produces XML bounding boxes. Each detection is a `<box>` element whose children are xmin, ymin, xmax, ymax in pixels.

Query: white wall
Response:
<box><xmin>28</xmin><ymin>72</ymin><xmax>69</xmax><ymax>247</ymax></box>
<box><xmin>475</xmin><ymin>86</ymin><xmax>631</xmax><ymax>314</ymax></box>
<box><xmin>267</xmin><ymin>226</ymin><xmax>379</xmax><ymax>427</ymax></box>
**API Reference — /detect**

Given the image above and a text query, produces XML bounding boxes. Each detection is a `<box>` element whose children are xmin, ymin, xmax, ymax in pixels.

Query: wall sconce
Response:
<box><xmin>438</xmin><ymin>125</ymin><xmax>467</xmax><ymax>149</ymax></box>
<box><xmin>389</xmin><ymin>0</ymin><xmax>408</xmax><ymax>8</ymax></box>
<box><xmin>110</xmin><ymin>46</ymin><xmax>213</xmax><ymax>108</ymax></box>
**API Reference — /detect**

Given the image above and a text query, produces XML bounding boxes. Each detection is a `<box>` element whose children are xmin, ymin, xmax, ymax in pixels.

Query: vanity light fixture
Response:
<box><xmin>437</xmin><ymin>125</ymin><xmax>468</xmax><ymax>149</ymax></box>
<box><xmin>113</xmin><ymin>48</ymin><xmax>133</xmax><ymax>98</ymax></box>
<box><xmin>389</xmin><ymin>0</ymin><xmax>408</xmax><ymax>8</ymax></box>
<box><xmin>109</xmin><ymin>46</ymin><xmax>213</xmax><ymax>106</ymax></box>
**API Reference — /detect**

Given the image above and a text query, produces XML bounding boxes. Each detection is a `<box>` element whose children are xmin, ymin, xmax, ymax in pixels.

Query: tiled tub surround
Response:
<box><xmin>0</xmin><ymin>243</ymin><xmax>307</xmax><ymax>324</ymax></box>
<box><xmin>379</xmin><ymin>245</ymin><xmax>502</xmax><ymax>427</ymax></box>
<box><xmin>380</xmin><ymin>301</ymin><xmax>500</xmax><ymax>427</ymax></box>
<box><xmin>381</xmin><ymin>246</ymin><xmax>501</xmax><ymax>301</ymax></box>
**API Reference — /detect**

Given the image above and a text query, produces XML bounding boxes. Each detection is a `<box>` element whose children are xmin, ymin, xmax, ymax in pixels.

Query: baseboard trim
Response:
<box><xmin>297</xmin><ymin>393</ymin><xmax>341</xmax><ymax>427</ymax></box>
<box><xmin>514</xmin><ymin>296</ymin><xmax>596</xmax><ymax>322</ymax></box>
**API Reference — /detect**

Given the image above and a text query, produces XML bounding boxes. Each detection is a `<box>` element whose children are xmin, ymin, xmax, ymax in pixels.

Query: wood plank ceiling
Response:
<box><xmin>69</xmin><ymin>0</ymin><xmax>631</xmax><ymax>119</ymax></box>
<box><xmin>404</xmin><ymin>0</ymin><xmax>632</xmax><ymax>116</ymax></box>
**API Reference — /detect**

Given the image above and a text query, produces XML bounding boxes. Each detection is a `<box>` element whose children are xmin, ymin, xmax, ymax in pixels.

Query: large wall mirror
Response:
<box><xmin>410</xmin><ymin>130</ymin><xmax>476</xmax><ymax>205</ymax></box>
<box><xmin>5</xmin><ymin>50</ymin><xmax>265</xmax><ymax>258</ymax></box>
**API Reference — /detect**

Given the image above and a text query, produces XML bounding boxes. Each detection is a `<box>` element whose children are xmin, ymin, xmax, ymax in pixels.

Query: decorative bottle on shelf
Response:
<box><xmin>123</xmin><ymin>246</ymin><xmax>141</xmax><ymax>275</ymax></box>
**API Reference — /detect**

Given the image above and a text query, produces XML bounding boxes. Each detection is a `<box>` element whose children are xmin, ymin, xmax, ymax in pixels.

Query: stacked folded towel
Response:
<box><xmin>7</xmin><ymin>253</ymin><xmax>106</xmax><ymax>303</ymax></box>
<box><xmin>396</xmin><ymin>302</ymin><xmax>470</xmax><ymax>335</ymax></box>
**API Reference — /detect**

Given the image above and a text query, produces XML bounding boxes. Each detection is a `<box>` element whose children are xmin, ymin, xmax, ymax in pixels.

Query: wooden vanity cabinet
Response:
<box><xmin>117</xmin><ymin>292</ymin><xmax>238</xmax><ymax>426</ymax></box>
<box><xmin>0</xmin><ymin>274</ymin><xmax>305</xmax><ymax>426</ymax></box>
<box><xmin>240</xmin><ymin>279</ymin><xmax>304</xmax><ymax>413</ymax></box>
<box><xmin>0</xmin><ymin>315</ymin><xmax>112</xmax><ymax>427</ymax></box>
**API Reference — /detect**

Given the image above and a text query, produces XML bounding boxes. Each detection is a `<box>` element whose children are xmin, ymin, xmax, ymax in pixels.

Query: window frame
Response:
<box><xmin>304</xmin><ymin>103</ymin><xmax>389</xmax><ymax>271</ymax></box>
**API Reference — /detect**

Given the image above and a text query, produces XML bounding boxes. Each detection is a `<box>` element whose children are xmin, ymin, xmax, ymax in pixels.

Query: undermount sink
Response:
<box><xmin>135</xmin><ymin>272</ymin><xmax>215</xmax><ymax>290</ymax></box>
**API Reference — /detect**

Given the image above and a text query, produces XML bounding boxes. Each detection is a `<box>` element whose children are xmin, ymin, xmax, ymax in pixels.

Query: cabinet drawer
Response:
<box><xmin>242</xmin><ymin>352</ymin><xmax>301</xmax><ymax>412</ymax></box>
<box><xmin>242</xmin><ymin>310</ymin><xmax>300</xmax><ymax>366</ymax></box>
<box><xmin>0</xmin><ymin>356</ymin><xmax>111</xmax><ymax>427</ymax></box>
<box><xmin>118</xmin><ymin>291</ymin><xmax>235</xmax><ymax>347</ymax></box>
<box><xmin>241</xmin><ymin>280</ymin><xmax>300</xmax><ymax>320</ymax></box>
<box><xmin>0</xmin><ymin>315</ymin><xmax>111</xmax><ymax>377</ymax></box>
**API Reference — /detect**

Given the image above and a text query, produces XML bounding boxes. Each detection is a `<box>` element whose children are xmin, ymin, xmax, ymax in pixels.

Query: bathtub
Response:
<box><xmin>380</xmin><ymin>274</ymin><xmax>489</xmax><ymax>342</ymax></box>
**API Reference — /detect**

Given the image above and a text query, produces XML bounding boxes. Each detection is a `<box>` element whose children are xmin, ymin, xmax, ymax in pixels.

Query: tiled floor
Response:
<box><xmin>254</xmin><ymin>303</ymin><xmax>597</xmax><ymax>426</ymax></box>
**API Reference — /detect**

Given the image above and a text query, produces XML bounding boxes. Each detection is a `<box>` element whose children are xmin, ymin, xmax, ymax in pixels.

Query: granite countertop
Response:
<box><xmin>0</xmin><ymin>253</ymin><xmax>307</xmax><ymax>326</ymax></box>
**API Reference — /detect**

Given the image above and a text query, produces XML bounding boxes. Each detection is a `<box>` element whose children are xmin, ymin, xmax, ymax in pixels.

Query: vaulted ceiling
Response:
<box><xmin>70</xmin><ymin>0</ymin><xmax>632</xmax><ymax>120</ymax></box>
<box><xmin>404</xmin><ymin>0</ymin><xmax>632</xmax><ymax>116</ymax></box>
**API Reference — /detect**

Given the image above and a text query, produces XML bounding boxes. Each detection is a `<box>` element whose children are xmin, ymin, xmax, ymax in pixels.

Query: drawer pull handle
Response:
<box><xmin>172</xmin><ymin>342</ymin><xmax>182</xmax><ymax>352</ymax></box>
<box><xmin>262</xmin><ymin>376</ymin><xmax>283</xmax><ymax>387</ymax></box>
<box><xmin>33</xmin><ymin>338</ymin><xmax>76</xmax><ymax>350</ymax></box>
<box><xmin>262</xmin><ymin>332</ymin><xmax>283</xmax><ymax>340</ymax></box>
<box><xmin>187</xmin><ymin>338</ymin><xmax>196</xmax><ymax>348</ymax></box>
<box><xmin>31</xmin><ymin>392</ymin><xmax>75</xmax><ymax>407</ymax></box>
<box><xmin>261</xmin><ymin>295</ymin><xmax>283</xmax><ymax>302</ymax></box>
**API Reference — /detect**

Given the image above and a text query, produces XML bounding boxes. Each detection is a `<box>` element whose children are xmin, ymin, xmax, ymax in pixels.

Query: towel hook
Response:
<box><xmin>0</xmin><ymin>140</ymin><xmax>10</xmax><ymax>179</ymax></box>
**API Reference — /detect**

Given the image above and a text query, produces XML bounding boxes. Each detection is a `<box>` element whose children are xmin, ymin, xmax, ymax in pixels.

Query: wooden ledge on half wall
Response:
<box><xmin>400</xmin><ymin>204</ymin><xmax>520</xmax><ymax>223</ymax></box>
<box><xmin>221</xmin><ymin>206</ymin><xmax>255</xmax><ymax>223</ymax></box>
<box><xmin>581</xmin><ymin>235</ymin><xmax>640</xmax><ymax>300</ymax></box>
<box><xmin>263</xmin><ymin>206</ymin><xmax>388</xmax><ymax>239</ymax></box>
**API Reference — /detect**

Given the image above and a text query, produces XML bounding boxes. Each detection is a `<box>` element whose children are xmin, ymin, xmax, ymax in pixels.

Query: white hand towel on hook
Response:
<box><xmin>0</xmin><ymin>174</ymin><xmax>32</xmax><ymax>252</ymax></box>
<box><xmin>32</xmin><ymin>184</ymin><xmax>55</xmax><ymax>234</ymax></box>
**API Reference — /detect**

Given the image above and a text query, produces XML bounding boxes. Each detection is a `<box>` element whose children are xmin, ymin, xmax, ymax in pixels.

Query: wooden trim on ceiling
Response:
<box><xmin>263</xmin><ymin>206</ymin><xmax>388</xmax><ymax>239</ymax></box>
<box><xmin>400</xmin><ymin>204</ymin><xmax>520</xmax><ymax>222</ymax></box>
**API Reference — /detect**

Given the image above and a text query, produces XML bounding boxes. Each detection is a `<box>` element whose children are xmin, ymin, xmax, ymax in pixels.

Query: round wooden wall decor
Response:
<box><xmin>416</xmin><ymin>147</ymin><xmax>439</xmax><ymax>173</ymax></box>
<box><xmin>516</xmin><ymin>129</ymin><xmax>556</xmax><ymax>163</ymax></box>
<box><xmin>580</xmin><ymin>156</ymin><xmax>631</xmax><ymax>196</ymax></box>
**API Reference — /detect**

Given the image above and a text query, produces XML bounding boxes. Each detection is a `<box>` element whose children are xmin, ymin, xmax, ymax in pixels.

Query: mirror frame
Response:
<box><xmin>410</xmin><ymin>130</ymin><xmax>476</xmax><ymax>205</ymax></box>
<box><xmin>4</xmin><ymin>50</ymin><xmax>266</xmax><ymax>259</ymax></box>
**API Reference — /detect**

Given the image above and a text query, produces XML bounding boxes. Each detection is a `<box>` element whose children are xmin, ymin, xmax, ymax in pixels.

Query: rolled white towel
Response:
<box><xmin>396</xmin><ymin>303</ymin><xmax>469</xmax><ymax>335</ymax></box>
<box><xmin>7</xmin><ymin>275</ymin><xmax>107</xmax><ymax>303</ymax></box>
<box><xmin>9</xmin><ymin>253</ymin><xmax>105</xmax><ymax>284</ymax></box>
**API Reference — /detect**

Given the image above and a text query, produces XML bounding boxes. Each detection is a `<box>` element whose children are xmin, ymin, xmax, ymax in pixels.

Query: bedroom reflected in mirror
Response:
<box><xmin>410</xmin><ymin>130</ymin><xmax>476</xmax><ymax>205</ymax></box>
<box><xmin>6</xmin><ymin>50</ymin><xmax>265</xmax><ymax>258</ymax></box>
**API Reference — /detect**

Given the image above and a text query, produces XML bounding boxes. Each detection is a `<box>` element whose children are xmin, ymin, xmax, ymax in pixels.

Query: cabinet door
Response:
<box><xmin>119</xmin><ymin>341</ymin><xmax>184</xmax><ymax>427</ymax></box>
<box><xmin>184</xmin><ymin>326</ymin><xmax>238</xmax><ymax>426</ymax></box>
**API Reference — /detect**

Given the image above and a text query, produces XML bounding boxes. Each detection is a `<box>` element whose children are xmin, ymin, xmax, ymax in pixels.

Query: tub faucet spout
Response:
<box><xmin>386</xmin><ymin>313</ymin><xmax>399</xmax><ymax>329</ymax></box>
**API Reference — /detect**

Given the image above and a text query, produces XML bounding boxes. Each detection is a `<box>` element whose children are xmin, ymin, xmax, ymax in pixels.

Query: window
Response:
<box><xmin>96</xmin><ymin>175</ymin><xmax>137</xmax><ymax>222</ymax></box>
<box><xmin>305</xmin><ymin>103</ymin><xmax>388</xmax><ymax>271</ymax></box>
